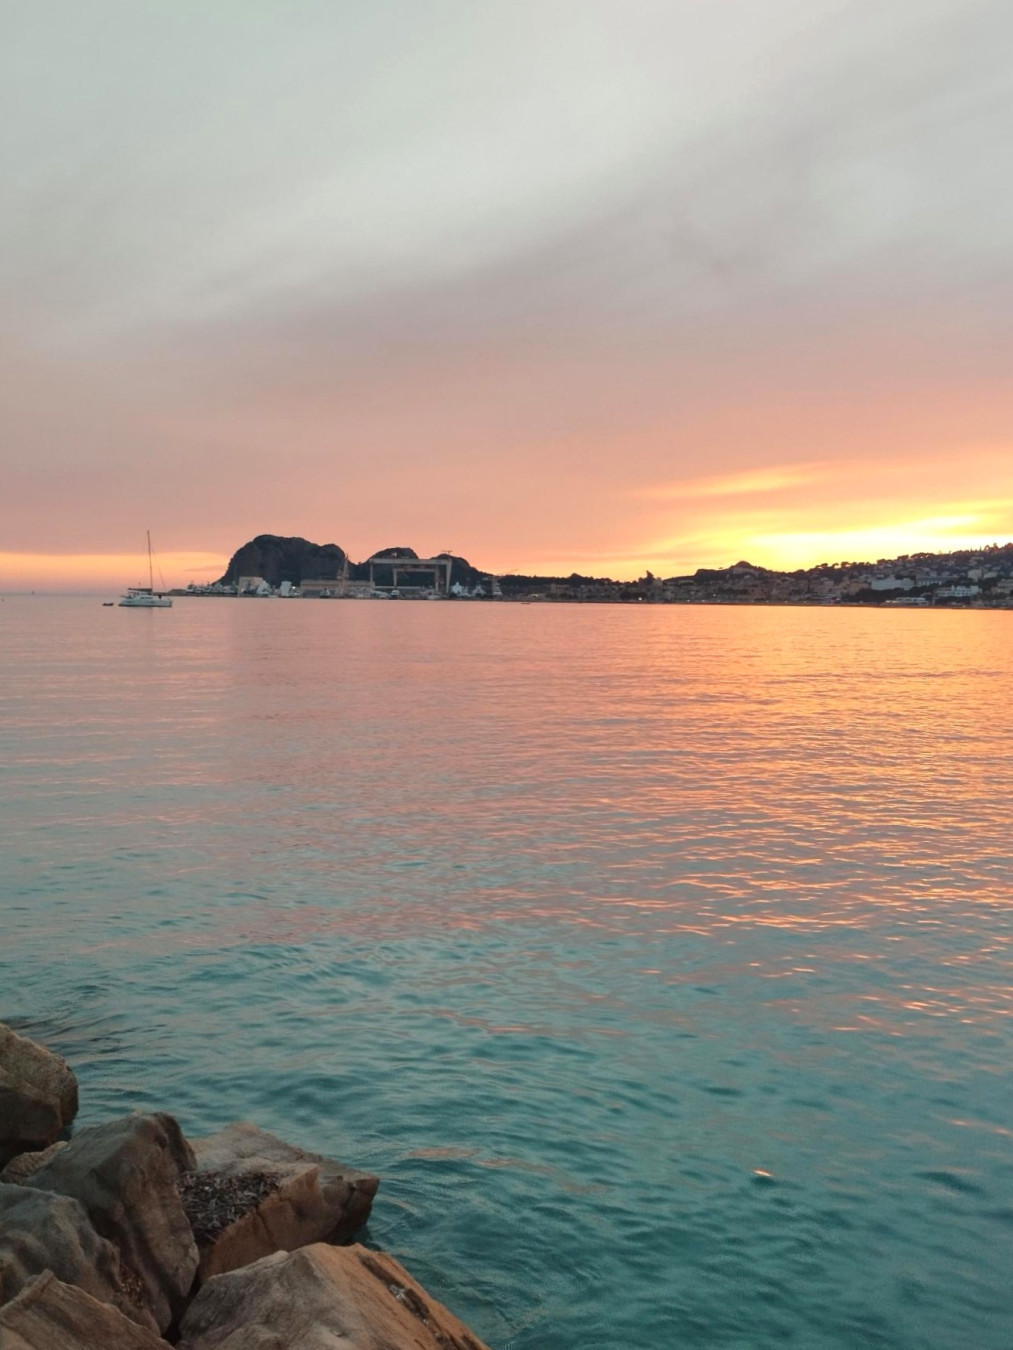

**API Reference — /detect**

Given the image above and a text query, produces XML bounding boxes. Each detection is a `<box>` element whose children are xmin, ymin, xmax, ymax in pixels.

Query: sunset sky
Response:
<box><xmin>3</xmin><ymin>0</ymin><xmax>1011</xmax><ymax>589</ymax></box>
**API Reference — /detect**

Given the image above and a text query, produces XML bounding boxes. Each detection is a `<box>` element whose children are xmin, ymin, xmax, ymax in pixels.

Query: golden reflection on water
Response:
<box><xmin>3</xmin><ymin>598</ymin><xmax>1013</xmax><ymax>1074</ymax></box>
<box><xmin>4</xmin><ymin>602</ymin><xmax>1013</xmax><ymax>952</ymax></box>
<box><xmin>4</xmin><ymin>595</ymin><xmax>1013</xmax><ymax>1350</ymax></box>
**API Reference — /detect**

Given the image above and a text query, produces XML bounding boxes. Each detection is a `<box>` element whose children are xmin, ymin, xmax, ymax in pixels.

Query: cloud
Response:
<box><xmin>642</xmin><ymin>465</ymin><xmax>835</xmax><ymax>502</ymax></box>
<box><xmin>1</xmin><ymin>0</ymin><xmax>1011</xmax><ymax>582</ymax></box>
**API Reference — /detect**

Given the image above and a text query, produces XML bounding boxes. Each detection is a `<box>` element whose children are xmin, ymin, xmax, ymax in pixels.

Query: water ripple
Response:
<box><xmin>1</xmin><ymin>598</ymin><xmax>1012</xmax><ymax>1349</ymax></box>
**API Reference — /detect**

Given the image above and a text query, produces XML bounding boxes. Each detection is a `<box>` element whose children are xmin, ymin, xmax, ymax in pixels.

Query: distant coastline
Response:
<box><xmin>170</xmin><ymin>535</ymin><xmax>1013</xmax><ymax>609</ymax></box>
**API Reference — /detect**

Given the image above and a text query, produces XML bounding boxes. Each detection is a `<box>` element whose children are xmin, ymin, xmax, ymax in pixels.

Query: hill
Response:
<box><xmin>210</xmin><ymin>536</ymin><xmax>1013</xmax><ymax>606</ymax></box>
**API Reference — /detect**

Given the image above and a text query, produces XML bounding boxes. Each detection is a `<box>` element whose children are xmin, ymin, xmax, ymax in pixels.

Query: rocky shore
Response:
<box><xmin>0</xmin><ymin>1021</ymin><xmax>490</xmax><ymax>1349</ymax></box>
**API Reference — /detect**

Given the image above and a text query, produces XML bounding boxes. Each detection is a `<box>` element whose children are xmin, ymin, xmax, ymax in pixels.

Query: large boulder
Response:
<box><xmin>179</xmin><ymin>1243</ymin><xmax>490</xmax><ymax>1350</ymax></box>
<box><xmin>0</xmin><ymin>1024</ymin><xmax>78</xmax><ymax>1163</ymax></box>
<box><xmin>25</xmin><ymin>1113</ymin><xmax>198</xmax><ymax>1333</ymax></box>
<box><xmin>0</xmin><ymin>1143</ymin><xmax>66</xmax><ymax>1185</ymax></box>
<box><xmin>0</xmin><ymin>1270</ymin><xmax>166</xmax><ymax>1350</ymax></box>
<box><xmin>182</xmin><ymin>1122</ymin><xmax>379</xmax><ymax>1281</ymax></box>
<box><xmin>0</xmin><ymin>1183</ymin><xmax>155</xmax><ymax>1331</ymax></box>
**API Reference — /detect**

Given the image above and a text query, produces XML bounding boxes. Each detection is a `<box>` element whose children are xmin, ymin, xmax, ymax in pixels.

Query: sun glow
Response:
<box><xmin>744</xmin><ymin>515</ymin><xmax>1011</xmax><ymax>572</ymax></box>
<box><xmin>626</xmin><ymin>448</ymin><xmax>1013</xmax><ymax>578</ymax></box>
<box><xmin>4</xmin><ymin>455</ymin><xmax>1012</xmax><ymax>590</ymax></box>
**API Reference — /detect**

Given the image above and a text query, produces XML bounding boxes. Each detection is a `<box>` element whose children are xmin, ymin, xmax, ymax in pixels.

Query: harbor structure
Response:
<box><xmin>366</xmin><ymin>550</ymin><xmax>453</xmax><ymax>594</ymax></box>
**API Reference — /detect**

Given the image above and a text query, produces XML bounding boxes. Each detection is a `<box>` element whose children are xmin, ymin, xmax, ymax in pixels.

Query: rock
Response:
<box><xmin>25</xmin><ymin>1113</ymin><xmax>198</xmax><ymax>1333</ymax></box>
<box><xmin>0</xmin><ymin>1023</ymin><xmax>78</xmax><ymax>1163</ymax></box>
<box><xmin>214</xmin><ymin>534</ymin><xmax>491</xmax><ymax>593</ymax></box>
<box><xmin>0</xmin><ymin>1270</ymin><xmax>167</xmax><ymax>1349</ymax></box>
<box><xmin>0</xmin><ymin>1142</ymin><xmax>66</xmax><ymax>1184</ymax></box>
<box><xmin>182</xmin><ymin>1122</ymin><xmax>378</xmax><ymax>1281</ymax></box>
<box><xmin>216</xmin><ymin>535</ymin><xmax>347</xmax><ymax>588</ymax></box>
<box><xmin>179</xmin><ymin>1243</ymin><xmax>490</xmax><ymax>1350</ymax></box>
<box><xmin>0</xmin><ymin>1183</ymin><xmax>156</xmax><ymax>1331</ymax></box>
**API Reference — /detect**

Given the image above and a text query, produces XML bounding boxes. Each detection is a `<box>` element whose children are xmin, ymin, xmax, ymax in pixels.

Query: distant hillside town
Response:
<box><xmin>173</xmin><ymin>535</ymin><xmax>1013</xmax><ymax>607</ymax></box>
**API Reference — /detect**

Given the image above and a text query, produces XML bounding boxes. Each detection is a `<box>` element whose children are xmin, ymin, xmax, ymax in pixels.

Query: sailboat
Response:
<box><xmin>118</xmin><ymin>532</ymin><xmax>173</xmax><ymax>608</ymax></box>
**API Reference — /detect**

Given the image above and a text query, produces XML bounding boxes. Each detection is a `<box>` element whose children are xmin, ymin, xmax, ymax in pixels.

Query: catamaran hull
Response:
<box><xmin>118</xmin><ymin>594</ymin><xmax>172</xmax><ymax>607</ymax></box>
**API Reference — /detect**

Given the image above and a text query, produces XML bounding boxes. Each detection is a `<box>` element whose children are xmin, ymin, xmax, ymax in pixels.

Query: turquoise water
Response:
<box><xmin>2</xmin><ymin>596</ymin><xmax>1012</xmax><ymax>1348</ymax></box>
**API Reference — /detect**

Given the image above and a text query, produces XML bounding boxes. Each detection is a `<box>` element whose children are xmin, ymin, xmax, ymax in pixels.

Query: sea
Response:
<box><xmin>1</xmin><ymin>595</ymin><xmax>1012</xmax><ymax>1349</ymax></box>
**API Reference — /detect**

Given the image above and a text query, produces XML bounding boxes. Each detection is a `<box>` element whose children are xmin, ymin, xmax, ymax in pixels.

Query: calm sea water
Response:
<box><xmin>2</xmin><ymin>596</ymin><xmax>1012</xmax><ymax>1349</ymax></box>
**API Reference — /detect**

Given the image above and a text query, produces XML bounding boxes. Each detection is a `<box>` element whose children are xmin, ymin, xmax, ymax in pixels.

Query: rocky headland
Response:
<box><xmin>214</xmin><ymin>535</ymin><xmax>488</xmax><ymax>593</ymax></box>
<box><xmin>0</xmin><ymin>1021</ymin><xmax>490</xmax><ymax>1349</ymax></box>
<box><xmin>202</xmin><ymin>534</ymin><xmax>1013</xmax><ymax>607</ymax></box>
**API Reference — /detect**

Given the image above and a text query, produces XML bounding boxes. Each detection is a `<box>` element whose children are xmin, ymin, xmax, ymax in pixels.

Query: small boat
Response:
<box><xmin>101</xmin><ymin>602</ymin><xmax>114</xmax><ymax>607</ymax></box>
<box><xmin>119</xmin><ymin>532</ymin><xmax>173</xmax><ymax>608</ymax></box>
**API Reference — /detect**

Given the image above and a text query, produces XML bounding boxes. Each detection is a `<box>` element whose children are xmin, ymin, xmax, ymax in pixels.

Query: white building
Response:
<box><xmin>936</xmin><ymin>585</ymin><xmax>980</xmax><ymax>599</ymax></box>
<box><xmin>870</xmin><ymin>576</ymin><xmax>914</xmax><ymax>591</ymax></box>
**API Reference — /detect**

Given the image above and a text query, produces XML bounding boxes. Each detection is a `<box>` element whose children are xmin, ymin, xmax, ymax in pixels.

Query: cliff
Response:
<box><xmin>216</xmin><ymin>536</ymin><xmax>347</xmax><ymax>587</ymax></box>
<box><xmin>217</xmin><ymin>537</ymin><xmax>490</xmax><ymax>592</ymax></box>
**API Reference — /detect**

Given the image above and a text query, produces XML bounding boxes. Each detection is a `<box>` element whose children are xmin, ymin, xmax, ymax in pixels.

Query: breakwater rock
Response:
<box><xmin>0</xmin><ymin>1023</ymin><xmax>78</xmax><ymax>1164</ymax></box>
<box><xmin>0</xmin><ymin>1022</ymin><xmax>491</xmax><ymax>1350</ymax></box>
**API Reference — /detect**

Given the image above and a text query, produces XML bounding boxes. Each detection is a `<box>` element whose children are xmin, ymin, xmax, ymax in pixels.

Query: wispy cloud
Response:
<box><xmin>642</xmin><ymin>464</ymin><xmax>834</xmax><ymax>502</ymax></box>
<box><xmin>1</xmin><ymin>2</ymin><xmax>1011</xmax><ymax>581</ymax></box>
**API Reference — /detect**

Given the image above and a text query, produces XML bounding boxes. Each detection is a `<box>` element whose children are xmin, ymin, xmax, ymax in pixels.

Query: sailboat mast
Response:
<box><xmin>147</xmin><ymin>530</ymin><xmax>153</xmax><ymax>592</ymax></box>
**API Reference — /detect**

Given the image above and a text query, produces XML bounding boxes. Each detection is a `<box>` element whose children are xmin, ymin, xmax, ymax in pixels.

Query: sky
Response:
<box><xmin>2</xmin><ymin>0</ymin><xmax>1011</xmax><ymax>589</ymax></box>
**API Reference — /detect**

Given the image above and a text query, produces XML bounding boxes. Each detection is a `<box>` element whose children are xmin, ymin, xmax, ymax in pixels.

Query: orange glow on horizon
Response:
<box><xmin>514</xmin><ymin>445</ymin><xmax>1013</xmax><ymax>578</ymax></box>
<box><xmin>4</xmin><ymin>449</ymin><xmax>1012</xmax><ymax>590</ymax></box>
<box><xmin>0</xmin><ymin>551</ymin><xmax>228</xmax><ymax>593</ymax></box>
